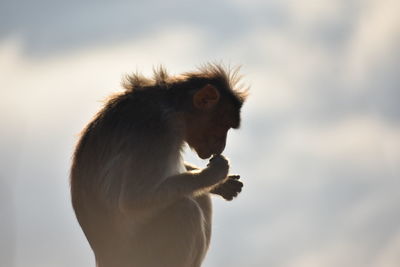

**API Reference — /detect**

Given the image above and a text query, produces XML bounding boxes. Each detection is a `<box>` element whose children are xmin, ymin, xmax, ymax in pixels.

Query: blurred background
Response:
<box><xmin>1</xmin><ymin>0</ymin><xmax>399</xmax><ymax>266</ymax></box>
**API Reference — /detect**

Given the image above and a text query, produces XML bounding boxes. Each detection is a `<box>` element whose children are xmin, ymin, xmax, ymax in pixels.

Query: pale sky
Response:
<box><xmin>1</xmin><ymin>0</ymin><xmax>400</xmax><ymax>266</ymax></box>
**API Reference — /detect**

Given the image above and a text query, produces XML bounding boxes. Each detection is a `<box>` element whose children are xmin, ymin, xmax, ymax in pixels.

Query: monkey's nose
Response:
<box><xmin>215</xmin><ymin>146</ymin><xmax>225</xmax><ymax>155</ymax></box>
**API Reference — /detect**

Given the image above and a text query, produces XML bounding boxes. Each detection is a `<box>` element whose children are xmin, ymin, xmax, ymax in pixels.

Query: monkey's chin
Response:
<box><xmin>197</xmin><ymin>151</ymin><xmax>212</xmax><ymax>160</ymax></box>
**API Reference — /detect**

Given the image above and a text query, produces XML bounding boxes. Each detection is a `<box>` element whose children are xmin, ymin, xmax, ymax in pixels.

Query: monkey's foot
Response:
<box><xmin>211</xmin><ymin>175</ymin><xmax>243</xmax><ymax>201</ymax></box>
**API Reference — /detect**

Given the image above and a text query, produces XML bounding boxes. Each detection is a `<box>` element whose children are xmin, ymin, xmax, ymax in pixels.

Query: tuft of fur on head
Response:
<box><xmin>121</xmin><ymin>71</ymin><xmax>153</xmax><ymax>91</ymax></box>
<box><xmin>153</xmin><ymin>65</ymin><xmax>170</xmax><ymax>87</ymax></box>
<box><xmin>121</xmin><ymin>63</ymin><xmax>249</xmax><ymax>105</ymax></box>
<box><xmin>183</xmin><ymin>63</ymin><xmax>249</xmax><ymax>105</ymax></box>
<box><xmin>122</xmin><ymin>65</ymin><xmax>172</xmax><ymax>91</ymax></box>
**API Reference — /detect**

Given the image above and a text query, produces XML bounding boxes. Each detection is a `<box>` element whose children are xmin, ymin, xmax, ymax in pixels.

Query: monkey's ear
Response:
<box><xmin>193</xmin><ymin>84</ymin><xmax>220</xmax><ymax>110</ymax></box>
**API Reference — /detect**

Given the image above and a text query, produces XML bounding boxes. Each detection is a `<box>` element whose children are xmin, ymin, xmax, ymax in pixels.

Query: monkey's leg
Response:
<box><xmin>187</xmin><ymin>194</ymin><xmax>212</xmax><ymax>267</ymax></box>
<box><xmin>194</xmin><ymin>194</ymin><xmax>212</xmax><ymax>249</ymax></box>
<box><xmin>130</xmin><ymin>197</ymin><xmax>208</xmax><ymax>267</ymax></box>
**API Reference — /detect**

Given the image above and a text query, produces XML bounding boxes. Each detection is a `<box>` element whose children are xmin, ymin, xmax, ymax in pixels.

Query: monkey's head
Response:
<box><xmin>183</xmin><ymin>72</ymin><xmax>247</xmax><ymax>159</ymax></box>
<box><xmin>123</xmin><ymin>64</ymin><xmax>247</xmax><ymax>160</ymax></box>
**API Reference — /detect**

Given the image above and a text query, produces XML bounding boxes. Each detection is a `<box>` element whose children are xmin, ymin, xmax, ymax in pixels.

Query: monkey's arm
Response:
<box><xmin>156</xmin><ymin>170</ymin><xmax>222</xmax><ymax>200</ymax></box>
<box><xmin>184</xmin><ymin>162</ymin><xmax>198</xmax><ymax>171</ymax></box>
<box><xmin>121</xmin><ymin>156</ymin><xmax>229</xmax><ymax>213</ymax></box>
<box><xmin>184</xmin><ymin>162</ymin><xmax>243</xmax><ymax>201</ymax></box>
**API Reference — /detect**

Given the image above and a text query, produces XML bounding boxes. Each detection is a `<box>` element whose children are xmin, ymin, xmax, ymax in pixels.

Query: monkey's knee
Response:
<box><xmin>176</xmin><ymin>197</ymin><xmax>208</xmax><ymax>264</ymax></box>
<box><xmin>138</xmin><ymin>197</ymin><xmax>207</xmax><ymax>266</ymax></box>
<box><xmin>173</xmin><ymin>197</ymin><xmax>204</xmax><ymax>225</ymax></box>
<box><xmin>194</xmin><ymin>194</ymin><xmax>212</xmax><ymax>250</ymax></box>
<box><xmin>147</xmin><ymin>197</ymin><xmax>206</xmax><ymax>241</ymax></box>
<box><xmin>195</xmin><ymin>194</ymin><xmax>212</xmax><ymax>215</ymax></box>
<box><xmin>172</xmin><ymin>197</ymin><xmax>208</xmax><ymax>247</ymax></box>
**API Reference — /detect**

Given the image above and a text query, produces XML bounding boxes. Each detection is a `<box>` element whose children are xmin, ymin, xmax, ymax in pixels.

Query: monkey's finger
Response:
<box><xmin>225</xmin><ymin>179</ymin><xmax>243</xmax><ymax>188</ymax></box>
<box><xmin>219</xmin><ymin>180</ymin><xmax>243</xmax><ymax>194</ymax></box>
<box><xmin>216</xmin><ymin>185</ymin><xmax>235</xmax><ymax>197</ymax></box>
<box><xmin>209</xmin><ymin>154</ymin><xmax>220</xmax><ymax>162</ymax></box>
<box><xmin>229</xmin><ymin>175</ymin><xmax>240</xmax><ymax>180</ymax></box>
<box><xmin>224</xmin><ymin>180</ymin><xmax>243</xmax><ymax>189</ymax></box>
<box><xmin>227</xmin><ymin>184</ymin><xmax>242</xmax><ymax>194</ymax></box>
<box><xmin>207</xmin><ymin>155</ymin><xmax>219</xmax><ymax>166</ymax></box>
<box><xmin>215</xmin><ymin>186</ymin><xmax>230</xmax><ymax>195</ymax></box>
<box><xmin>224</xmin><ymin>190</ymin><xmax>239</xmax><ymax>201</ymax></box>
<box><xmin>217</xmin><ymin>189</ymin><xmax>234</xmax><ymax>200</ymax></box>
<box><xmin>213</xmin><ymin>179</ymin><xmax>242</xmax><ymax>196</ymax></box>
<box><xmin>219</xmin><ymin>184</ymin><xmax>242</xmax><ymax>198</ymax></box>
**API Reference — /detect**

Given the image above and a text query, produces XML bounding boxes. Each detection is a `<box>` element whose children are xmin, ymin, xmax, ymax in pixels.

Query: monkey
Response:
<box><xmin>70</xmin><ymin>64</ymin><xmax>247</xmax><ymax>267</ymax></box>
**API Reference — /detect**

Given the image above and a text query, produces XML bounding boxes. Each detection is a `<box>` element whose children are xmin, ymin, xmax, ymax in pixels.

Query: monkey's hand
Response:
<box><xmin>203</xmin><ymin>154</ymin><xmax>229</xmax><ymax>185</ymax></box>
<box><xmin>211</xmin><ymin>175</ymin><xmax>243</xmax><ymax>201</ymax></box>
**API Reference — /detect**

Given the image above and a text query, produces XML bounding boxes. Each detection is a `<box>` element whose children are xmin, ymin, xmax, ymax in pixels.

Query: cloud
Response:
<box><xmin>1</xmin><ymin>1</ymin><xmax>400</xmax><ymax>267</ymax></box>
<box><xmin>372</xmin><ymin>230</ymin><xmax>400</xmax><ymax>267</ymax></box>
<box><xmin>278</xmin><ymin>116</ymin><xmax>400</xmax><ymax>172</ymax></box>
<box><xmin>345</xmin><ymin>0</ymin><xmax>400</xmax><ymax>83</ymax></box>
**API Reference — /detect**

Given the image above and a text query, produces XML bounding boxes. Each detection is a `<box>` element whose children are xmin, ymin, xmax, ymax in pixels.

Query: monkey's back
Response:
<box><xmin>70</xmin><ymin>89</ymin><xmax>202</xmax><ymax>266</ymax></box>
<box><xmin>71</xmin><ymin>88</ymin><xmax>178</xmax><ymax>194</ymax></box>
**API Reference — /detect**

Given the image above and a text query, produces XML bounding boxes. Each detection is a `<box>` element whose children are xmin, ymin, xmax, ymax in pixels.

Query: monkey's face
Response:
<box><xmin>185</xmin><ymin>84</ymin><xmax>241</xmax><ymax>159</ymax></box>
<box><xmin>185</xmin><ymin>114</ymin><xmax>230</xmax><ymax>159</ymax></box>
<box><xmin>185</xmin><ymin>103</ymin><xmax>239</xmax><ymax>159</ymax></box>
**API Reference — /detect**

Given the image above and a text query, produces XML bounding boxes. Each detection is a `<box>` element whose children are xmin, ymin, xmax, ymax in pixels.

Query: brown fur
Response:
<box><xmin>70</xmin><ymin>64</ymin><xmax>246</xmax><ymax>267</ymax></box>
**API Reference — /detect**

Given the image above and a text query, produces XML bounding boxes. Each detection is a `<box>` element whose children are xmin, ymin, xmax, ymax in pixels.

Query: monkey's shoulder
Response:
<box><xmin>83</xmin><ymin>90</ymin><xmax>179</xmax><ymax>145</ymax></box>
